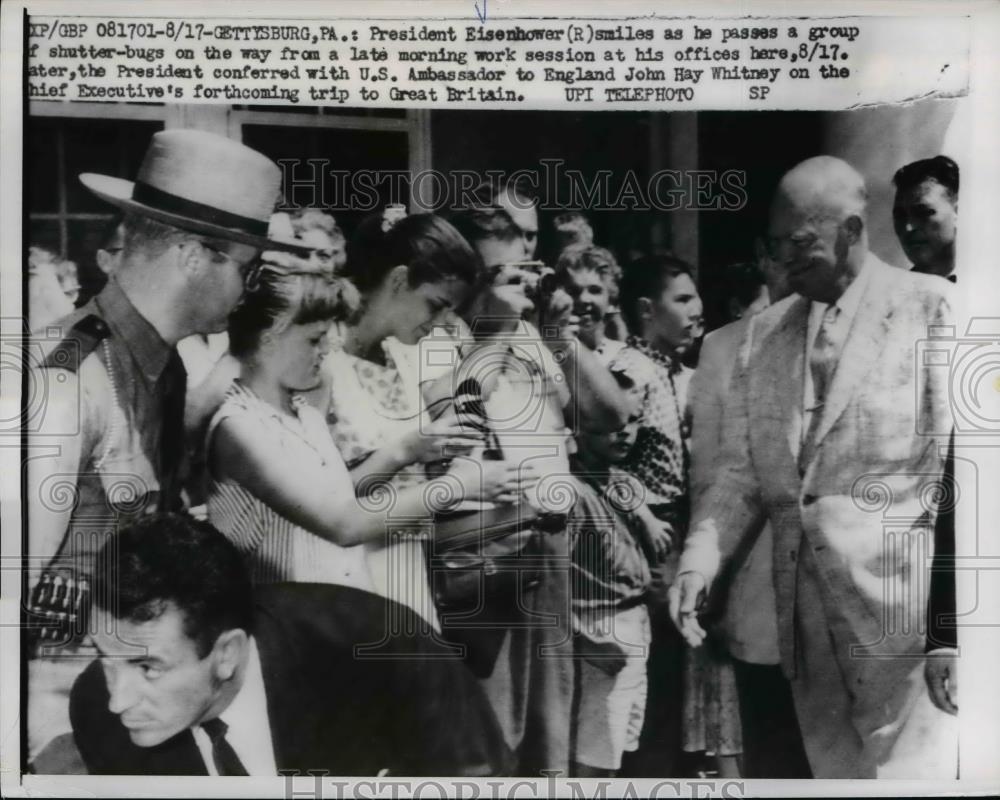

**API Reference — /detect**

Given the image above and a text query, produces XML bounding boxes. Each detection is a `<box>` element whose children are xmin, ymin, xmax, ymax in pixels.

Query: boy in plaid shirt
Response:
<box><xmin>568</xmin><ymin>369</ymin><xmax>672</xmax><ymax>776</ymax></box>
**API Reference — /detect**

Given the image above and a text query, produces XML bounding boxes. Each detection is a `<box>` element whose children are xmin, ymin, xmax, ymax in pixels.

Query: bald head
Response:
<box><xmin>768</xmin><ymin>156</ymin><xmax>870</xmax><ymax>304</ymax></box>
<box><xmin>772</xmin><ymin>156</ymin><xmax>868</xmax><ymax>224</ymax></box>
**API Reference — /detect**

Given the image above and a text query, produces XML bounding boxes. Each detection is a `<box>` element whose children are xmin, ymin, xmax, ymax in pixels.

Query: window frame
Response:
<box><xmin>27</xmin><ymin>101</ymin><xmax>433</xmax><ymax>260</ymax></box>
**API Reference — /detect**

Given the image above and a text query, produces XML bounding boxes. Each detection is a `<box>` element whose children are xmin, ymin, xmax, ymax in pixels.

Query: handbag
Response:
<box><xmin>425</xmin><ymin>376</ymin><xmax>571</xmax><ymax>673</ymax></box>
<box><xmin>428</xmin><ymin>503</ymin><xmax>565</xmax><ymax>676</ymax></box>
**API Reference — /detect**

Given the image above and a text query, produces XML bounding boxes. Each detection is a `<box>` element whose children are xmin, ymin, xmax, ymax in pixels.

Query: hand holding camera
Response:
<box><xmin>405</xmin><ymin>409</ymin><xmax>485</xmax><ymax>465</ymax></box>
<box><xmin>444</xmin><ymin>446</ymin><xmax>540</xmax><ymax>505</ymax></box>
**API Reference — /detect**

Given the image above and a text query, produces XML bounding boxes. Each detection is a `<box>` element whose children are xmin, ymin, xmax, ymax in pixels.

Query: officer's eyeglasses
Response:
<box><xmin>197</xmin><ymin>241</ymin><xmax>260</xmax><ymax>288</ymax></box>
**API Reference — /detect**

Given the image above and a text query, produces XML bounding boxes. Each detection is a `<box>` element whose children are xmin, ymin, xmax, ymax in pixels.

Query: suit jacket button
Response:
<box><xmin>802</xmin><ymin>494</ymin><xmax>817</xmax><ymax>505</ymax></box>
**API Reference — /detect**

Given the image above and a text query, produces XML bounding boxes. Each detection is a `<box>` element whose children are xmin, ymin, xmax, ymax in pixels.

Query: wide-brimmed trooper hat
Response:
<box><xmin>80</xmin><ymin>129</ymin><xmax>307</xmax><ymax>253</ymax></box>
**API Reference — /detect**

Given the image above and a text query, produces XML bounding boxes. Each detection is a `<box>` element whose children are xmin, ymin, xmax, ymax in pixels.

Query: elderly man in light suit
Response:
<box><xmin>686</xmin><ymin>245</ymin><xmax>812</xmax><ymax>778</ymax></box>
<box><xmin>670</xmin><ymin>156</ymin><xmax>956</xmax><ymax>779</ymax></box>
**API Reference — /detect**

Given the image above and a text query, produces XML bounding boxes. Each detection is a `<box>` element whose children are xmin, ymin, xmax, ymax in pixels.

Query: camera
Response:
<box><xmin>915</xmin><ymin>317</ymin><xmax>1000</xmax><ymax>436</ymax></box>
<box><xmin>416</xmin><ymin>321</ymin><xmax>579</xmax><ymax>442</ymax></box>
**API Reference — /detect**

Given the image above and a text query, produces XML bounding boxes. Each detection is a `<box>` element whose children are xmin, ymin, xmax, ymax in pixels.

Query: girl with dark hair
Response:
<box><xmin>327</xmin><ymin>211</ymin><xmax>535</xmax><ymax>627</ymax></box>
<box><xmin>206</xmin><ymin>254</ymin><xmax>520</xmax><ymax>590</ymax></box>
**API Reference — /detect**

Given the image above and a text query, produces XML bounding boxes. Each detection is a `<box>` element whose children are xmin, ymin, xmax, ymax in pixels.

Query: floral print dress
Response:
<box><xmin>325</xmin><ymin>338</ymin><xmax>441</xmax><ymax>631</ymax></box>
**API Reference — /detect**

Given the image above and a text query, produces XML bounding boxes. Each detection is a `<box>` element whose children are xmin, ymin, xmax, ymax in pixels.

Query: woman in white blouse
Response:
<box><xmin>325</xmin><ymin>211</ymin><xmax>544</xmax><ymax>628</ymax></box>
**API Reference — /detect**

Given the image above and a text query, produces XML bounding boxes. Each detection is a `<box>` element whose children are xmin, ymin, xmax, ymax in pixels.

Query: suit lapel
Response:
<box><xmin>255</xmin><ymin>617</ymin><xmax>310</xmax><ymax>772</ymax></box>
<box><xmin>810</xmin><ymin>259</ymin><xmax>894</xmax><ymax>451</ymax></box>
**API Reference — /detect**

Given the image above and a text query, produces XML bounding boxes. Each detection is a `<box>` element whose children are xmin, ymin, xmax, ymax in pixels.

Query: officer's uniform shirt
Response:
<box><xmin>38</xmin><ymin>277</ymin><xmax>187</xmax><ymax>579</ymax></box>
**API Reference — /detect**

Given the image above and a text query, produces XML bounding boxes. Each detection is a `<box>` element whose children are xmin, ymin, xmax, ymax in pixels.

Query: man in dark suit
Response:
<box><xmin>892</xmin><ymin>154</ymin><xmax>960</xmax><ymax>718</ymax></box>
<box><xmin>892</xmin><ymin>155</ymin><xmax>958</xmax><ymax>280</ymax></box>
<box><xmin>69</xmin><ymin>513</ymin><xmax>510</xmax><ymax>776</ymax></box>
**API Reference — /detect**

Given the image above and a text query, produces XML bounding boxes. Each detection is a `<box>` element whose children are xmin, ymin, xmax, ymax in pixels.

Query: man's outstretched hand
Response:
<box><xmin>668</xmin><ymin>571</ymin><xmax>708</xmax><ymax>648</ymax></box>
<box><xmin>925</xmin><ymin>648</ymin><xmax>958</xmax><ymax>716</ymax></box>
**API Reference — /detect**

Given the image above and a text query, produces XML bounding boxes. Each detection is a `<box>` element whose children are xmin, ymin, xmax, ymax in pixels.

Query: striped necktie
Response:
<box><xmin>810</xmin><ymin>304</ymin><xmax>841</xmax><ymax>408</ymax></box>
<box><xmin>801</xmin><ymin>304</ymin><xmax>841</xmax><ymax>467</ymax></box>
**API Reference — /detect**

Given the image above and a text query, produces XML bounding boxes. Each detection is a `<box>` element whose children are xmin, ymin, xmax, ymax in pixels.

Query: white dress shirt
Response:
<box><xmin>801</xmin><ymin>260</ymin><xmax>872</xmax><ymax>449</ymax></box>
<box><xmin>192</xmin><ymin>637</ymin><xmax>278</xmax><ymax>776</ymax></box>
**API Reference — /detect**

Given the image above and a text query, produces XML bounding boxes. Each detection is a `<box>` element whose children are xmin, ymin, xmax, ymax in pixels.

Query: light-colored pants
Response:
<box><xmin>574</xmin><ymin>605</ymin><xmax>652</xmax><ymax>771</ymax></box>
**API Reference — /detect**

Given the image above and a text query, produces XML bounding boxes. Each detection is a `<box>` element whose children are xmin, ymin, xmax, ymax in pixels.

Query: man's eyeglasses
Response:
<box><xmin>242</xmin><ymin>257</ymin><xmax>330</xmax><ymax>293</ymax></box>
<box><xmin>197</xmin><ymin>240</ymin><xmax>261</xmax><ymax>288</ymax></box>
<box><xmin>766</xmin><ymin>231</ymin><xmax>819</xmax><ymax>260</ymax></box>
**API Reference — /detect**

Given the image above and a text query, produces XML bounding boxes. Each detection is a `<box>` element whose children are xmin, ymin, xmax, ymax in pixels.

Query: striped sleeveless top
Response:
<box><xmin>206</xmin><ymin>382</ymin><xmax>373</xmax><ymax>590</ymax></box>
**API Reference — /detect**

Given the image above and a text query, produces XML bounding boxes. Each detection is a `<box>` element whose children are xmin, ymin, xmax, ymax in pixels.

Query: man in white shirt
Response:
<box><xmin>66</xmin><ymin>513</ymin><xmax>510</xmax><ymax>776</ymax></box>
<box><xmin>669</xmin><ymin>156</ymin><xmax>956</xmax><ymax>778</ymax></box>
<box><xmin>414</xmin><ymin>205</ymin><xmax>630</xmax><ymax>775</ymax></box>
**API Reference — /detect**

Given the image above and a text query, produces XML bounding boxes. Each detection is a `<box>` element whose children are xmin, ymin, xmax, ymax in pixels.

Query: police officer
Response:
<box><xmin>26</xmin><ymin>129</ymin><xmax>300</xmax><ymax>762</ymax></box>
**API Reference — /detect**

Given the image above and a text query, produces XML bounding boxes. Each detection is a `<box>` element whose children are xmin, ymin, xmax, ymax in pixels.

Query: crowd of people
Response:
<box><xmin>25</xmin><ymin>128</ymin><xmax>959</xmax><ymax>780</ymax></box>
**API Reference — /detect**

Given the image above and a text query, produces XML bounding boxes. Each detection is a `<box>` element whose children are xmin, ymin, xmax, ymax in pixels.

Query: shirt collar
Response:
<box><xmin>911</xmin><ymin>263</ymin><xmax>956</xmax><ymax>282</ymax></box>
<box><xmin>809</xmin><ymin>253</ymin><xmax>873</xmax><ymax>328</ymax></box>
<box><xmin>626</xmin><ymin>335</ymin><xmax>682</xmax><ymax>376</ymax></box>
<box><xmin>95</xmin><ymin>277</ymin><xmax>175</xmax><ymax>386</ymax></box>
<box><xmin>208</xmin><ymin>637</ymin><xmax>276</xmax><ymax>775</ymax></box>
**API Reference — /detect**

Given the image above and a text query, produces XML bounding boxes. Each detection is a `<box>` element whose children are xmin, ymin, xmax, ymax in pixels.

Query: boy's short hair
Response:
<box><xmin>619</xmin><ymin>254</ymin><xmax>695</xmax><ymax>335</ymax></box>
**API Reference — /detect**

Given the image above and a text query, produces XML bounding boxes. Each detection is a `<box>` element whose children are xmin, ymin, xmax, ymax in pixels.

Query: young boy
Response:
<box><xmin>568</xmin><ymin>369</ymin><xmax>671</xmax><ymax>777</ymax></box>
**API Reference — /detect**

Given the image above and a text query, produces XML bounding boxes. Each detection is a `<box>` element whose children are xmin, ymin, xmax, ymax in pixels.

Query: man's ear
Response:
<box><xmin>637</xmin><ymin>296</ymin><xmax>654</xmax><ymax>324</ymax></box>
<box><xmin>844</xmin><ymin>215</ymin><xmax>864</xmax><ymax>245</ymax></box>
<box><xmin>177</xmin><ymin>239</ymin><xmax>206</xmax><ymax>278</ymax></box>
<box><xmin>211</xmin><ymin>629</ymin><xmax>248</xmax><ymax>682</ymax></box>
<box><xmin>753</xmin><ymin>236</ymin><xmax>768</xmax><ymax>266</ymax></box>
<box><xmin>96</xmin><ymin>250</ymin><xmax>114</xmax><ymax>275</ymax></box>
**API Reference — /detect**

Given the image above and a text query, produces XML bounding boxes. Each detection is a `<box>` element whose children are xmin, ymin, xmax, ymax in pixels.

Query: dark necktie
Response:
<box><xmin>157</xmin><ymin>349</ymin><xmax>188</xmax><ymax>511</ymax></box>
<box><xmin>201</xmin><ymin>717</ymin><xmax>249</xmax><ymax>776</ymax></box>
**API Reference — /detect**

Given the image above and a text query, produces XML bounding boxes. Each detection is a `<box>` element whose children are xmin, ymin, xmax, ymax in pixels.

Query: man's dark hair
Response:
<box><xmin>892</xmin><ymin>155</ymin><xmax>959</xmax><ymax>199</ymax></box>
<box><xmin>91</xmin><ymin>513</ymin><xmax>254</xmax><ymax>658</ymax></box>
<box><xmin>447</xmin><ymin>206</ymin><xmax>522</xmax><ymax>248</ymax></box>
<box><xmin>619</xmin><ymin>254</ymin><xmax>695</xmax><ymax>336</ymax></box>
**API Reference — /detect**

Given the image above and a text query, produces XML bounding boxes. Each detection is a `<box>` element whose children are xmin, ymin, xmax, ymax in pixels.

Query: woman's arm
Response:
<box><xmin>211</xmin><ymin>415</ymin><xmax>523</xmax><ymax>546</ymax></box>
<box><xmin>348</xmin><ymin>439</ymin><xmax>413</xmax><ymax>493</ymax></box>
<box><xmin>184</xmin><ymin>353</ymin><xmax>240</xmax><ymax>437</ymax></box>
<box><xmin>349</xmin><ymin>411</ymin><xmax>484</xmax><ymax>495</ymax></box>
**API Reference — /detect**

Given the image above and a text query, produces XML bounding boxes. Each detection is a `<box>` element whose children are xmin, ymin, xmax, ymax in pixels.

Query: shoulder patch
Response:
<box><xmin>41</xmin><ymin>315</ymin><xmax>110</xmax><ymax>373</ymax></box>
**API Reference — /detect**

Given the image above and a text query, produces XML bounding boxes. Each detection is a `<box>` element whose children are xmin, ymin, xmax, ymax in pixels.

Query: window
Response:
<box><xmin>232</xmin><ymin>106</ymin><xmax>429</xmax><ymax>236</ymax></box>
<box><xmin>26</xmin><ymin>102</ymin><xmax>431</xmax><ymax>300</ymax></box>
<box><xmin>27</xmin><ymin>103</ymin><xmax>167</xmax><ymax>301</ymax></box>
